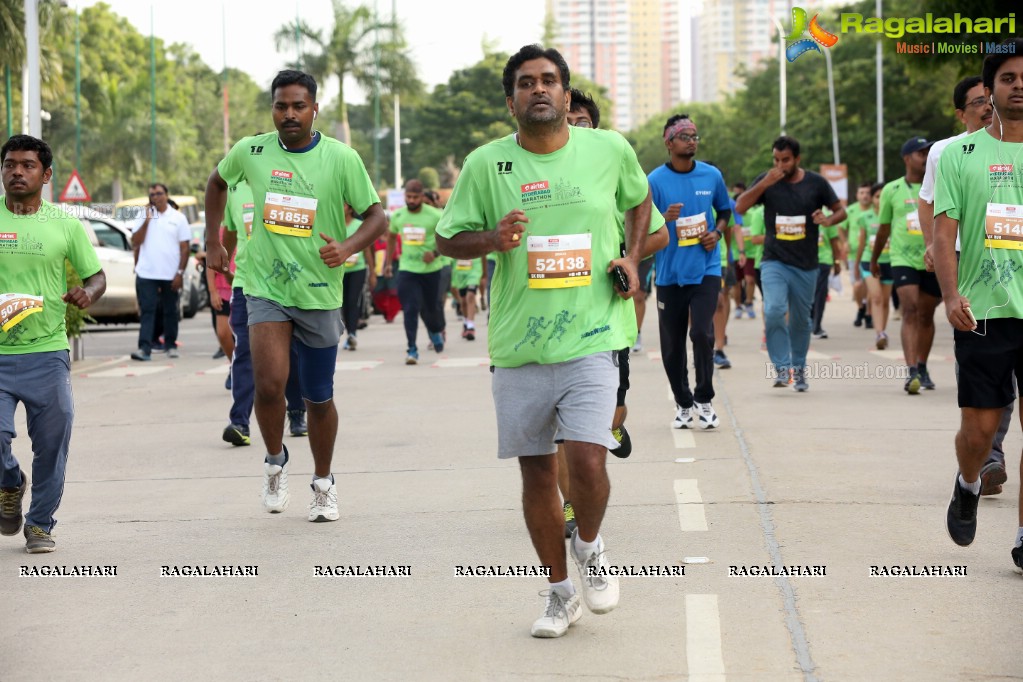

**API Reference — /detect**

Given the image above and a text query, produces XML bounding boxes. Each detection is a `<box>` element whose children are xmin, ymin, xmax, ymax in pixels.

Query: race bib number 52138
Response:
<box><xmin>526</xmin><ymin>233</ymin><xmax>592</xmax><ymax>289</ymax></box>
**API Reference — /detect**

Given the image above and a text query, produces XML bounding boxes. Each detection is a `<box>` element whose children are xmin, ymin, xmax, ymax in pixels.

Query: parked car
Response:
<box><xmin>66</xmin><ymin>205</ymin><xmax>205</xmax><ymax>323</ymax></box>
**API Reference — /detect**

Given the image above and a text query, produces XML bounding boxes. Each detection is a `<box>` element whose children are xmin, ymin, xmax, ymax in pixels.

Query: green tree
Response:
<box><xmin>274</xmin><ymin>0</ymin><xmax>420</xmax><ymax>146</ymax></box>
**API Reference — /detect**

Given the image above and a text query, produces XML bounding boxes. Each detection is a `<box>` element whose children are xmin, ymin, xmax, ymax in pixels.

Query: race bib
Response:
<box><xmin>402</xmin><ymin>226</ymin><xmax>426</xmax><ymax>246</ymax></box>
<box><xmin>263</xmin><ymin>193</ymin><xmax>316</xmax><ymax>237</ymax></box>
<box><xmin>676</xmin><ymin>214</ymin><xmax>708</xmax><ymax>247</ymax></box>
<box><xmin>776</xmin><ymin>215</ymin><xmax>806</xmax><ymax>241</ymax></box>
<box><xmin>455</xmin><ymin>259</ymin><xmax>473</xmax><ymax>271</ymax></box>
<box><xmin>905</xmin><ymin>210</ymin><xmax>922</xmax><ymax>236</ymax></box>
<box><xmin>242</xmin><ymin>202</ymin><xmax>255</xmax><ymax>239</ymax></box>
<box><xmin>526</xmin><ymin>233</ymin><xmax>592</xmax><ymax>289</ymax></box>
<box><xmin>868</xmin><ymin>225</ymin><xmax>889</xmax><ymax>254</ymax></box>
<box><xmin>984</xmin><ymin>202</ymin><xmax>1023</xmax><ymax>250</ymax></box>
<box><xmin>343</xmin><ymin>253</ymin><xmax>361</xmax><ymax>268</ymax></box>
<box><xmin>0</xmin><ymin>293</ymin><xmax>44</xmax><ymax>333</ymax></box>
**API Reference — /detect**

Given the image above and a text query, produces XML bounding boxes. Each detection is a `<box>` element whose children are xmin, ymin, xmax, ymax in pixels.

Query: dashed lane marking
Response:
<box><xmin>674</xmin><ymin>479</ymin><xmax>708</xmax><ymax>532</ymax></box>
<box><xmin>685</xmin><ymin>594</ymin><xmax>727</xmax><ymax>682</ymax></box>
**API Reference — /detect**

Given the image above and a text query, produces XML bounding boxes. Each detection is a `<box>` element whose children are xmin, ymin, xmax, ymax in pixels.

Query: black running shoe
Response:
<box><xmin>1012</xmin><ymin>545</ymin><xmax>1023</xmax><ymax>573</ymax></box>
<box><xmin>918</xmin><ymin>367</ymin><xmax>935</xmax><ymax>390</ymax></box>
<box><xmin>945</xmin><ymin>475</ymin><xmax>980</xmax><ymax>547</ymax></box>
<box><xmin>610</xmin><ymin>425</ymin><xmax>632</xmax><ymax>459</ymax></box>
<box><xmin>222</xmin><ymin>423</ymin><xmax>251</xmax><ymax>447</ymax></box>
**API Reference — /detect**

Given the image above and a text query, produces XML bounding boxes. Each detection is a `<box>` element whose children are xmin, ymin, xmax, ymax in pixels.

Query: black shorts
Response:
<box><xmin>213</xmin><ymin>296</ymin><xmax>232</xmax><ymax>317</ymax></box>
<box><xmin>722</xmin><ymin>264</ymin><xmax>737</xmax><ymax>288</ymax></box>
<box><xmin>891</xmin><ymin>266</ymin><xmax>941</xmax><ymax>297</ymax></box>
<box><xmin>954</xmin><ymin>317</ymin><xmax>1023</xmax><ymax>409</ymax></box>
<box><xmin>638</xmin><ymin>258</ymin><xmax>655</xmax><ymax>295</ymax></box>
<box><xmin>616</xmin><ymin>347</ymin><xmax>630</xmax><ymax>407</ymax></box>
<box><xmin>458</xmin><ymin>286</ymin><xmax>478</xmax><ymax>296</ymax></box>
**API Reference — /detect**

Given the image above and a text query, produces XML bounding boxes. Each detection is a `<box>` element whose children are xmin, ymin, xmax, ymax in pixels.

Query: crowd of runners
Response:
<box><xmin>1</xmin><ymin>39</ymin><xmax>1022</xmax><ymax>638</ymax></box>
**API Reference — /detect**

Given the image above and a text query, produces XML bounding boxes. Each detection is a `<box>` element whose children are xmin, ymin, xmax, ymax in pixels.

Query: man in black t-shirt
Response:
<box><xmin>736</xmin><ymin>136</ymin><xmax>846</xmax><ymax>391</ymax></box>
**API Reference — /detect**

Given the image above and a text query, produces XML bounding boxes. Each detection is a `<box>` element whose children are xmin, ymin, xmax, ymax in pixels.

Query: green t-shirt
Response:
<box><xmin>224</xmin><ymin>180</ymin><xmax>255</xmax><ymax>291</ymax></box>
<box><xmin>436</xmin><ymin>127</ymin><xmax>650</xmax><ymax>368</ymax></box>
<box><xmin>0</xmin><ymin>199</ymin><xmax>102</xmax><ymax>354</ymax></box>
<box><xmin>451</xmin><ymin>257</ymin><xmax>483</xmax><ymax>289</ymax></box>
<box><xmin>217</xmin><ymin>131</ymin><xmax>380</xmax><ymax>310</ymax></box>
<box><xmin>857</xmin><ymin>208</ymin><xmax>889</xmax><ymax>264</ymax></box>
<box><xmin>744</xmin><ymin>204</ymin><xmax>765</xmax><ymax>267</ymax></box>
<box><xmin>843</xmin><ymin>202</ymin><xmax>866</xmax><ymax>254</ymax></box>
<box><xmin>879</xmin><ymin>178</ymin><xmax>923</xmax><ymax>268</ymax></box>
<box><xmin>817</xmin><ymin>224</ymin><xmax>839</xmax><ymax>266</ymax></box>
<box><xmin>390</xmin><ymin>205</ymin><xmax>444</xmax><ymax>274</ymax></box>
<box><xmin>343</xmin><ymin>218</ymin><xmax>367</xmax><ymax>272</ymax></box>
<box><xmin>935</xmin><ymin>129</ymin><xmax>1023</xmax><ymax>320</ymax></box>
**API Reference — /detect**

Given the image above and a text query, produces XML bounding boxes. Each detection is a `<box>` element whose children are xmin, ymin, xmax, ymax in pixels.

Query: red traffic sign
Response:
<box><xmin>60</xmin><ymin>169</ymin><xmax>91</xmax><ymax>202</ymax></box>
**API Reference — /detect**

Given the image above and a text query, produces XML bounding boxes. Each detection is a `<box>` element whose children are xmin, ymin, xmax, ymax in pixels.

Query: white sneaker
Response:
<box><xmin>632</xmin><ymin>332</ymin><xmax>642</xmax><ymax>353</ymax></box>
<box><xmin>530</xmin><ymin>589</ymin><xmax>582</xmax><ymax>638</ymax></box>
<box><xmin>672</xmin><ymin>403</ymin><xmax>693</xmax><ymax>429</ymax></box>
<box><xmin>308</xmin><ymin>477</ymin><xmax>339</xmax><ymax>522</ymax></box>
<box><xmin>570</xmin><ymin>531</ymin><xmax>620</xmax><ymax>614</ymax></box>
<box><xmin>695</xmin><ymin>402</ymin><xmax>720</xmax><ymax>429</ymax></box>
<box><xmin>262</xmin><ymin>460</ymin><xmax>290</xmax><ymax>513</ymax></box>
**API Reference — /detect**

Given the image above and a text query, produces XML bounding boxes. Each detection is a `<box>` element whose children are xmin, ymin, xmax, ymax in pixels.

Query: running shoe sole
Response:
<box><xmin>980</xmin><ymin>462</ymin><xmax>1008</xmax><ymax>496</ymax></box>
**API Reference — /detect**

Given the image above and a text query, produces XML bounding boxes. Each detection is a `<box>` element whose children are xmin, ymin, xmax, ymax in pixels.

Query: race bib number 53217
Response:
<box><xmin>263</xmin><ymin>193</ymin><xmax>317</xmax><ymax>237</ymax></box>
<box><xmin>526</xmin><ymin>233</ymin><xmax>592</xmax><ymax>289</ymax></box>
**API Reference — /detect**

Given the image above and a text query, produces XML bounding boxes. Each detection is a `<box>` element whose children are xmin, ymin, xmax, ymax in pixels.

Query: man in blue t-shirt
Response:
<box><xmin>649</xmin><ymin>114</ymin><xmax>733</xmax><ymax>431</ymax></box>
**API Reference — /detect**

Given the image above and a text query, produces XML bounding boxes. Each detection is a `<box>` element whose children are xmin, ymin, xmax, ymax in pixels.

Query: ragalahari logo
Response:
<box><xmin>785</xmin><ymin>7</ymin><xmax>839</xmax><ymax>61</ymax></box>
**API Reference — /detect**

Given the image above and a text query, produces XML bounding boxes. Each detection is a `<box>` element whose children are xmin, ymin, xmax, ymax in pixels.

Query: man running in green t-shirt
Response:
<box><xmin>384</xmin><ymin>179</ymin><xmax>447</xmax><ymax>364</ymax></box>
<box><xmin>205</xmin><ymin>70</ymin><xmax>386</xmax><ymax>523</ymax></box>
<box><xmin>844</xmin><ymin>182</ymin><xmax>873</xmax><ymax>328</ymax></box>
<box><xmin>872</xmin><ymin>137</ymin><xmax>938</xmax><ymax>394</ymax></box>
<box><xmin>0</xmin><ymin>135</ymin><xmax>106</xmax><ymax>553</ymax></box>
<box><xmin>933</xmin><ymin>40</ymin><xmax>1023</xmax><ymax>571</ymax></box>
<box><xmin>437</xmin><ymin>45</ymin><xmax>652</xmax><ymax>638</ymax></box>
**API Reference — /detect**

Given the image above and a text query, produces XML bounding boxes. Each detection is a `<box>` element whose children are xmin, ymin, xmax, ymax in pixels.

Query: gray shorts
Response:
<box><xmin>245</xmin><ymin>296</ymin><xmax>343</xmax><ymax>348</ymax></box>
<box><xmin>491</xmin><ymin>351</ymin><xmax>619</xmax><ymax>458</ymax></box>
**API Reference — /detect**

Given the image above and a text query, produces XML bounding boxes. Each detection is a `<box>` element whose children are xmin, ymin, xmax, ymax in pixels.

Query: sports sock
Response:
<box><xmin>266</xmin><ymin>451</ymin><xmax>286</xmax><ymax>466</ymax></box>
<box><xmin>573</xmin><ymin>534</ymin><xmax>601</xmax><ymax>559</ymax></box>
<box><xmin>551</xmin><ymin>578</ymin><xmax>575</xmax><ymax>598</ymax></box>
<box><xmin>1014</xmin><ymin>527</ymin><xmax>1023</xmax><ymax>548</ymax></box>
<box><xmin>312</xmin><ymin>474</ymin><xmax>335</xmax><ymax>485</ymax></box>
<box><xmin>958</xmin><ymin>474</ymin><xmax>981</xmax><ymax>495</ymax></box>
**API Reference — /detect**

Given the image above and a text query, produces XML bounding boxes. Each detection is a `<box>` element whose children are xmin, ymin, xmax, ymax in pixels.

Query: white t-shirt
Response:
<box><xmin>131</xmin><ymin>206</ymin><xmax>191</xmax><ymax>280</ymax></box>
<box><xmin>921</xmin><ymin>131</ymin><xmax>966</xmax><ymax>251</ymax></box>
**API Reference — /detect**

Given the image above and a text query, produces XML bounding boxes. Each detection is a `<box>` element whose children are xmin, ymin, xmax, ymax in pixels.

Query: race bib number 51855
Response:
<box><xmin>263</xmin><ymin>193</ymin><xmax>317</xmax><ymax>237</ymax></box>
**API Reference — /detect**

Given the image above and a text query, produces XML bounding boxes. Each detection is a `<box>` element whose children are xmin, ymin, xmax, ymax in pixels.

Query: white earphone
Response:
<box><xmin>313</xmin><ymin>111</ymin><xmax>318</xmax><ymax>119</ymax></box>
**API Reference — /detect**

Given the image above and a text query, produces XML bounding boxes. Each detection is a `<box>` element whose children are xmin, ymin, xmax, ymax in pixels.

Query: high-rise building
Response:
<box><xmin>548</xmin><ymin>0</ymin><xmax>681</xmax><ymax>131</ymax></box>
<box><xmin>692</xmin><ymin>0</ymin><xmax>827</xmax><ymax>103</ymax></box>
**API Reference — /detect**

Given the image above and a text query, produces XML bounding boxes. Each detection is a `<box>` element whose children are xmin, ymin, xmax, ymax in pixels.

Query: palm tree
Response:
<box><xmin>1</xmin><ymin>0</ymin><xmax>71</xmax><ymax>132</ymax></box>
<box><xmin>274</xmin><ymin>0</ymin><xmax>420</xmax><ymax>146</ymax></box>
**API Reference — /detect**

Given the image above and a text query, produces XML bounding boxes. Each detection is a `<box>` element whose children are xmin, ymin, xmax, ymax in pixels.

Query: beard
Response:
<box><xmin>517</xmin><ymin>99</ymin><xmax>564</xmax><ymax>133</ymax></box>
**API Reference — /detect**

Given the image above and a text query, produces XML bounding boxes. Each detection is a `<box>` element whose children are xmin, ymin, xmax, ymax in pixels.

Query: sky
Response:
<box><xmin>80</xmin><ymin>0</ymin><xmax>551</xmax><ymax>103</ymax></box>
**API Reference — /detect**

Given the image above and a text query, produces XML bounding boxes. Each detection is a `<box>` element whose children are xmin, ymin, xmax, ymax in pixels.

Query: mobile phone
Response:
<box><xmin>964</xmin><ymin>306</ymin><xmax>976</xmax><ymax>326</ymax></box>
<box><xmin>612</xmin><ymin>265</ymin><xmax>630</xmax><ymax>293</ymax></box>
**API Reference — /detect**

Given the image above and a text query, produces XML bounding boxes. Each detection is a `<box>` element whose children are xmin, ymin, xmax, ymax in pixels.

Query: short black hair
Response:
<box><xmin>870</xmin><ymin>181</ymin><xmax>885</xmax><ymax>196</ymax></box>
<box><xmin>149</xmin><ymin>182</ymin><xmax>170</xmax><ymax>196</ymax></box>
<box><xmin>271</xmin><ymin>69</ymin><xmax>317</xmax><ymax>101</ymax></box>
<box><xmin>858</xmin><ymin>181</ymin><xmax>872</xmax><ymax>189</ymax></box>
<box><xmin>503</xmin><ymin>45</ymin><xmax>570</xmax><ymax>98</ymax></box>
<box><xmin>953</xmin><ymin>75</ymin><xmax>983</xmax><ymax>110</ymax></box>
<box><xmin>982</xmin><ymin>39</ymin><xmax>1023</xmax><ymax>91</ymax></box>
<box><xmin>1</xmin><ymin>134</ymin><xmax>53</xmax><ymax>170</ymax></box>
<box><xmin>773</xmin><ymin>135</ymin><xmax>800</xmax><ymax>157</ymax></box>
<box><xmin>569</xmin><ymin>88</ymin><xmax>600</xmax><ymax>128</ymax></box>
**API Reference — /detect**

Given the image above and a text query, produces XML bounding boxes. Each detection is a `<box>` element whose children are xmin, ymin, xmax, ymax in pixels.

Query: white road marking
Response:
<box><xmin>430</xmin><ymin>357</ymin><xmax>491</xmax><ymax>368</ymax></box>
<box><xmin>673</xmin><ymin>429</ymin><xmax>696</xmax><ymax>449</ymax></box>
<box><xmin>335</xmin><ymin>360</ymin><xmax>384</xmax><ymax>371</ymax></box>
<box><xmin>686</xmin><ymin>594</ymin><xmax>727</xmax><ymax>681</ymax></box>
<box><xmin>675</xmin><ymin>457</ymin><xmax>696</xmax><ymax>463</ymax></box>
<box><xmin>84</xmin><ymin>365</ymin><xmax>170</xmax><ymax>378</ymax></box>
<box><xmin>674</xmin><ymin>479</ymin><xmax>708</xmax><ymax>532</ymax></box>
